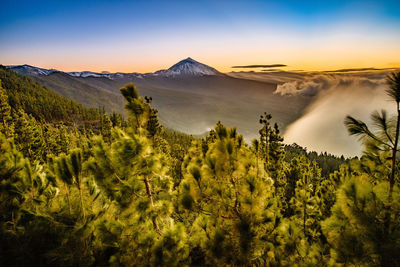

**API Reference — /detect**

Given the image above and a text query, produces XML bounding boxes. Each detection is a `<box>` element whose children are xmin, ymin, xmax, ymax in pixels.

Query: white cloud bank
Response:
<box><xmin>280</xmin><ymin>71</ymin><xmax>395</xmax><ymax>157</ymax></box>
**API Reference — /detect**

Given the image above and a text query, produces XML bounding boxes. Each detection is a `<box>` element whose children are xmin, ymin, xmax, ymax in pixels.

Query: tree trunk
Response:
<box><xmin>2</xmin><ymin>117</ymin><xmax>7</xmax><ymax>137</ymax></box>
<box><xmin>265</xmin><ymin>135</ymin><xmax>269</xmax><ymax>166</ymax></box>
<box><xmin>256</xmin><ymin>153</ymin><xmax>259</xmax><ymax>179</ymax></box>
<box><xmin>77</xmin><ymin>175</ymin><xmax>85</xmax><ymax>219</ymax></box>
<box><xmin>389</xmin><ymin>103</ymin><xmax>400</xmax><ymax>202</ymax></box>
<box><xmin>135</xmin><ymin>114</ymin><xmax>141</xmax><ymax>130</ymax></box>
<box><xmin>303</xmin><ymin>203</ymin><xmax>306</xmax><ymax>236</ymax></box>
<box><xmin>144</xmin><ymin>177</ymin><xmax>161</xmax><ymax>235</ymax></box>
<box><xmin>66</xmin><ymin>185</ymin><xmax>71</xmax><ymax>215</ymax></box>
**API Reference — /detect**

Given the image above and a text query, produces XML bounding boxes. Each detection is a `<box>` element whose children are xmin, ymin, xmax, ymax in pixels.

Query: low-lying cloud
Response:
<box><xmin>281</xmin><ymin>71</ymin><xmax>396</xmax><ymax>156</ymax></box>
<box><xmin>228</xmin><ymin>69</ymin><xmax>400</xmax><ymax>156</ymax></box>
<box><xmin>325</xmin><ymin>67</ymin><xmax>383</xmax><ymax>73</ymax></box>
<box><xmin>275</xmin><ymin>73</ymin><xmax>388</xmax><ymax>97</ymax></box>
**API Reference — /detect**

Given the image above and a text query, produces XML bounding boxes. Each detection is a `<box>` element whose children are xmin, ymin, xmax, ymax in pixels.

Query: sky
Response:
<box><xmin>1</xmin><ymin>0</ymin><xmax>400</xmax><ymax>73</ymax></box>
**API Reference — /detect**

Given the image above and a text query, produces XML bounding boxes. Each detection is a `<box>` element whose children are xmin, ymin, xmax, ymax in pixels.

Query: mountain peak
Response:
<box><xmin>153</xmin><ymin>57</ymin><xmax>221</xmax><ymax>77</ymax></box>
<box><xmin>182</xmin><ymin>57</ymin><xmax>195</xmax><ymax>62</ymax></box>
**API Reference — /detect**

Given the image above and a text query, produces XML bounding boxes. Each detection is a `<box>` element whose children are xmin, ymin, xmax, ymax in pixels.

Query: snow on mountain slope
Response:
<box><xmin>8</xmin><ymin>65</ymin><xmax>140</xmax><ymax>79</ymax></box>
<box><xmin>68</xmin><ymin>71</ymin><xmax>104</xmax><ymax>78</ymax></box>
<box><xmin>67</xmin><ymin>71</ymin><xmax>144</xmax><ymax>79</ymax></box>
<box><xmin>152</xmin><ymin>57</ymin><xmax>221</xmax><ymax>77</ymax></box>
<box><xmin>8</xmin><ymin>64</ymin><xmax>58</xmax><ymax>76</ymax></box>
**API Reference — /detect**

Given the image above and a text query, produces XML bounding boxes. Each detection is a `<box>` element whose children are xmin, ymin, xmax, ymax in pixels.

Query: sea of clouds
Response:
<box><xmin>274</xmin><ymin>70</ymin><xmax>397</xmax><ymax>157</ymax></box>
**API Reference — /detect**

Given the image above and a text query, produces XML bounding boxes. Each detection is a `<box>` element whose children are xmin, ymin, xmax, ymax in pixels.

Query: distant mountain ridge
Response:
<box><xmin>0</xmin><ymin>66</ymin><xmax>102</xmax><ymax>125</ymax></box>
<box><xmin>8</xmin><ymin>57</ymin><xmax>222</xmax><ymax>79</ymax></box>
<box><xmin>8</xmin><ymin>64</ymin><xmax>58</xmax><ymax>76</ymax></box>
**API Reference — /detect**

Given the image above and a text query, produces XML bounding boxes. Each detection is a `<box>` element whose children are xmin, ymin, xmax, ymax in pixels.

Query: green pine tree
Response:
<box><xmin>0</xmin><ymin>81</ymin><xmax>14</xmax><ymax>138</ymax></box>
<box><xmin>179</xmin><ymin>122</ymin><xmax>280</xmax><ymax>265</ymax></box>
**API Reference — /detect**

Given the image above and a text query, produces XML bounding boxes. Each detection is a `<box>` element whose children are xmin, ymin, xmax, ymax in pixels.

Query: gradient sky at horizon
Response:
<box><xmin>1</xmin><ymin>0</ymin><xmax>400</xmax><ymax>73</ymax></box>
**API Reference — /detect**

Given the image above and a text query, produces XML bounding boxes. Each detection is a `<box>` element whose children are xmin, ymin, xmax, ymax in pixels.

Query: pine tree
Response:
<box><xmin>0</xmin><ymin>81</ymin><xmax>13</xmax><ymax>138</ymax></box>
<box><xmin>86</xmin><ymin>123</ymin><xmax>188</xmax><ymax>264</ymax></box>
<box><xmin>101</xmin><ymin>113</ymin><xmax>113</xmax><ymax>143</ymax></box>
<box><xmin>345</xmin><ymin>72</ymin><xmax>400</xmax><ymax>200</ymax></box>
<box><xmin>110</xmin><ymin>111</ymin><xmax>125</xmax><ymax>128</ymax></box>
<box><xmin>258</xmin><ymin>113</ymin><xmax>285</xmax><ymax>192</ymax></box>
<box><xmin>0</xmin><ymin>134</ymin><xmax>62</xmax><ymax>266</ymax></box>
<box><xmin>179</xmin><ymin>122</ymin><xmax>280</xmax><ymax>265</ymax></box>
<box><xmin>290</xmin><ymin>160</ymin><xmax>321</xmax><ymax>241</ymax></box>
<box><xmin>322</xmin><ymin>178</ymin><xmax>400</xmax><ymax>266</ymax></box>
<box><xmin>120</xmin><ymin>83</ymin><xmax>150</xmax><ymax>131</ymax></box>
<box><xmin>13</xmin><ymin>109</ymin><xmax>45</xmax><ymax>161</ymax></box>
<box><xmin>259</xmin><ymin>112</ymin><xmax>272</xmax><ymax>166</ymax></box>
<box><xmin>147</xmin><ymin>108</ymin><xmax>161</xmax><ymax>139</ymax></box>
<box><xmin>0</xmin><ymin>134</ymin><xmax>26</xmax><ymax>227</ymax></box>
<box><xmin>267</xmin><ymin>122</ymin><xmax>285</xmax><ymax>176</ymax></box>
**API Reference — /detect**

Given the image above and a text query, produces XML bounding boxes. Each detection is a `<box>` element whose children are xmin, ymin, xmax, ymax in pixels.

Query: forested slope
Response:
<box><xmin>0</xmin><ymin>66</ymin><xmax>105</xmax><ymax>123</ymax></box>
<box><xmin>0</xmin><ymin>72</ymin><xmax>399</xmax><ymax>266</ymax></box>
<box><xmin>30</xmin><ymin>71</ymin><xmax>125</xmax><ymax>114</ymax></box>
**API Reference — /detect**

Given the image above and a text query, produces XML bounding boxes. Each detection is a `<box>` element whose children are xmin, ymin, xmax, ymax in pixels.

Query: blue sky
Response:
<box><xmin>1</xmin><ymin>0</ymin><xmax>399</xmax><ymax>72</ymax></box>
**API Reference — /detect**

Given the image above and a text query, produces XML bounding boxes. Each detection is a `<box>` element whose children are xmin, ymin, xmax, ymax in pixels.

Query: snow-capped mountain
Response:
<box><xmin>152</xmin><ymin>57</ymin><xmax>221</xmax><ymax>77</ymax></box>
<box><xmin>8</xmin><ymin>57</ymin><xmax>221</xmax><ymax>79</ymax></box>
<box><xmin>68</xmin><ymin>71</ymin><xmax>106</xmax><ymax>78</ymax></box>
<box><xmin>67</xmin><ymin>71</ymin><xmax>143</xmax><ymax>79</ymax></box>
<box><xmin>8</xmin><ymin>64</ymin><xmax>58</xmax><ymax>76</ymax></box>
<box><xmin>8</xmin><ymin>65</ymin><xmax>143</xmax><ymax>79</ymax></box>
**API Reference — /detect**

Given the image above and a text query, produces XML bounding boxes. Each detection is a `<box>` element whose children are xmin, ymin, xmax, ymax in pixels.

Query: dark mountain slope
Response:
<box><xmin>0</xmin><ymin>66</ymin><xmax>101</xmax><ymax>124</ymax></box>
<box><xmin>30</xmin><ymin>72</ymin><xmax>125</xmax><ymax>114</ymax></box>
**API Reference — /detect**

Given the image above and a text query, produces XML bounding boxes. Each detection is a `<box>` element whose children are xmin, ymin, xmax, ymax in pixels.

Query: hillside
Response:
<box><xmin>30</xmin><ymin>72</ymin><xmax>125</xmax><ymax>114</ymax></box>
<box><xmin>0</xmin><ymin>65</ymin><xmax>103</xmax><ymax>125</ymax></box>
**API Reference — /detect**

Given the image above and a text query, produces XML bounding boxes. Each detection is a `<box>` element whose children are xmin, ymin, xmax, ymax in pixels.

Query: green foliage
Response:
<box><xmin>87</xmin><ymin>128</ymin><xmax>171</xmax><ymax>210</ymax></box>
<box><xmin>0</xmin><ymin>81</ymin><xmax>13</xmax><ymax>138</ymax></box>
<box><xmin>257</xmin><ymin>113</ymin><xmax>286</xmax><ymax>194</ymax></box>
<box><xmin>1</xmin><ymin>78</ymin><xmax>399</xmax><ymax>266</ymax></box>
<box><xmin>386</xmin><ymin>72</ymin><xmax>400</xmax><ymax>103</ymax></box>
<box><xmin>101</xmin><ymin>113</ymin><xmax>113</xmax><ymax>143</ymax></box>
<box><xmin>120</xmin><ymin>83</ymin><xmax>149</xmax><ymax>130</ymax></box>
<box><xmin>322</xmin><ymin>178</ymin><xmax>400</xmax><ymax>266</ymax></box>
<box><xmin>178</xmin><ymin>122</ymin><xmax>281</xmax><ymax>265</ymax></box>
<box><xmin>13</xmin><ymin>109</ymin><xmax>46</xmax><ymax>161</ymax></box>
<box><xmin>284</xmin><ymin>143</ymin><xmax>350</xmax><ymax>178</ymax></box>
<box><xmin>0</xmin><ymin>66</ymin><xmax>125</xmax><ymax>163</ymax></box>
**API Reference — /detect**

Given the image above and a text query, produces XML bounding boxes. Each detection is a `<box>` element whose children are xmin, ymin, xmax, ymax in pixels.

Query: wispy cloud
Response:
<box><xmin>231</xmin><ymin>64</ymin><xmax>287</xmax><ymax>69</ymax></box>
